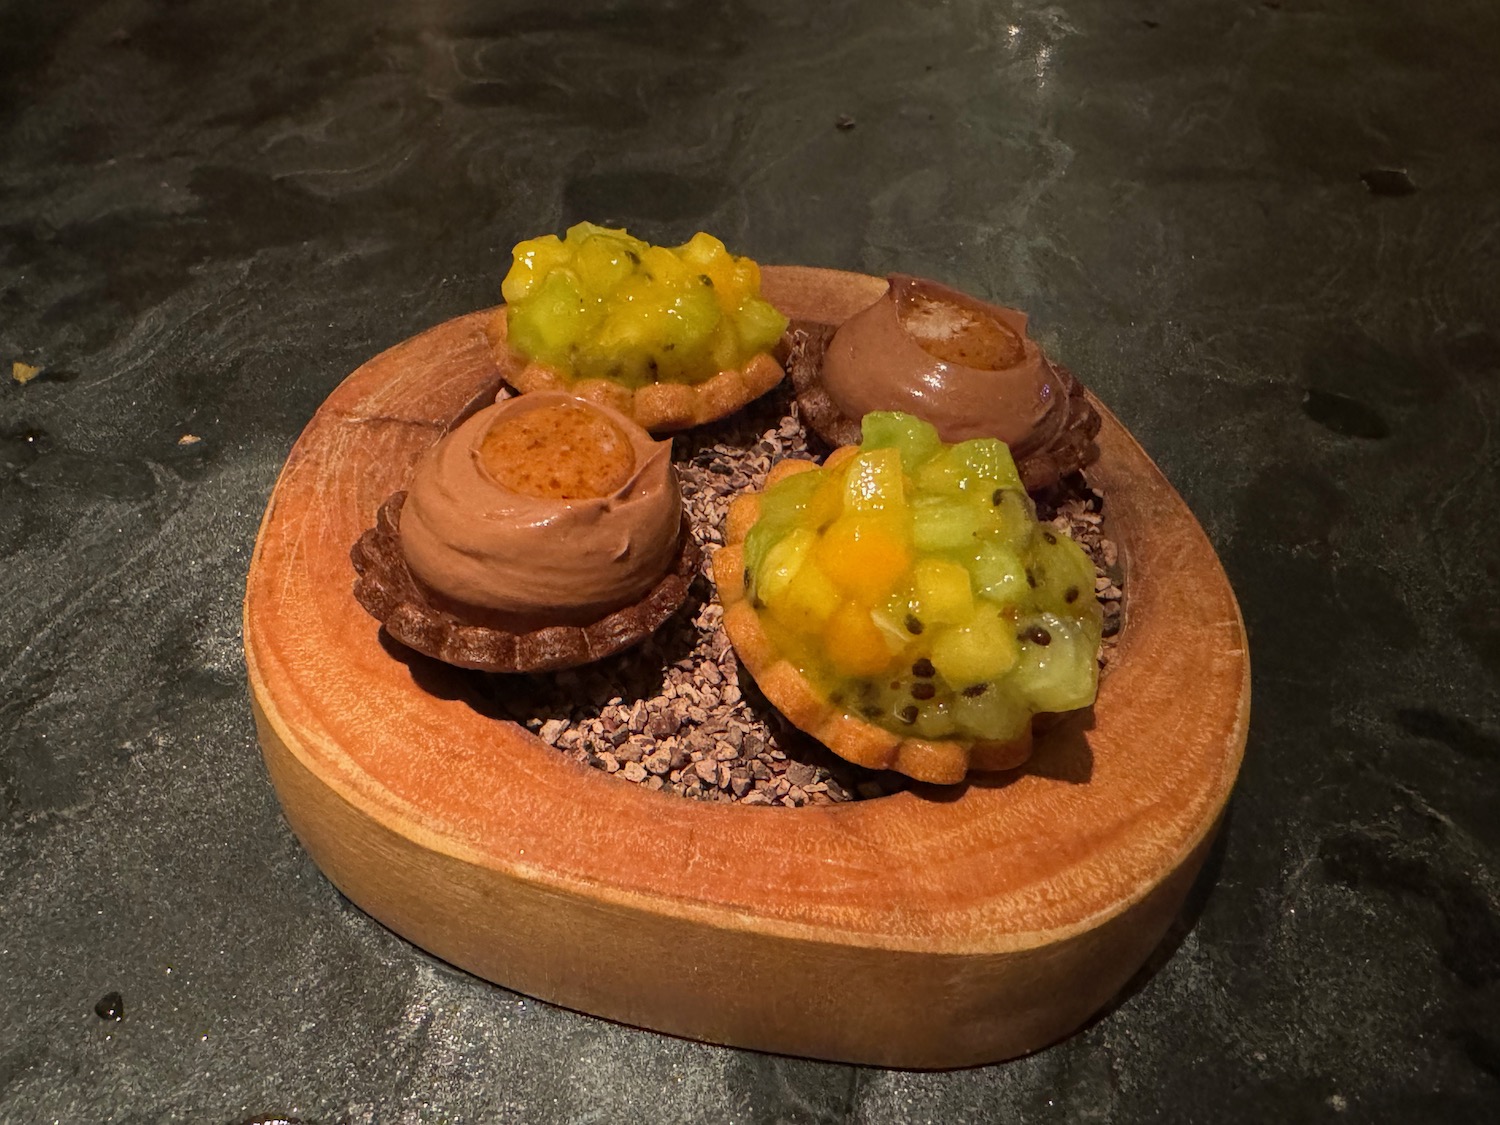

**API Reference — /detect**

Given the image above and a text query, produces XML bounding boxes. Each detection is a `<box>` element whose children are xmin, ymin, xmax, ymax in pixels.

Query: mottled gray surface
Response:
<box><xmin>2</xmin><ymin>0</ymin><xmax>1498</xmax><ymax>1121</ymax></box>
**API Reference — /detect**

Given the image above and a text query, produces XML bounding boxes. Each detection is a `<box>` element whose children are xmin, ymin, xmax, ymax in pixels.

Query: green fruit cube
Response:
<box><xmin>951</xmin><ymin>682</ymin><xmax>1030</xmax><ymax>741</ymax></box>
<box><xmin>1031</xmin><ymin>528</ymin><xmax>1102</xmax><ymax>622</ymax></box>
<box><xmin>910</xmin><ymin>494</ymin><xmax>991</xmax><ymax>554</ymax></box>
<box><xmin>928</xmin><ymin>612</ymin><xmax>1019</xmax><ymax>686</ymax></box>
<box><xmin>952</xmin><ymin>438</ymin><xmax>1022</xmax><ymax>490</ymax></box>
<box><xmin>754</xmin><ymin>527</ymin><xmax>816</xmax><ymax>604</ymax></box>
<box><xmin>1011</xmin><ymin>613</ymin><xmax>1098</xmax><ymax>712</ymax></box>
<box><xmin>861</xmin><ymin>412</ymin><xmax>943</xmax><ymax>474</ymax></box>
<box><xmin>967</xmin><ymin>542</ymin><xmax>1032</xmax><ymax>608</ymax></box>
<box><xmin>506</xmin><ymin>269</ymin><xmax>596</xmax><ymax>364</ymax></box>
<box><xmin>733</xmin><ymin>296</ymin><xmax>789</xmax><ymax>355</ymax></box>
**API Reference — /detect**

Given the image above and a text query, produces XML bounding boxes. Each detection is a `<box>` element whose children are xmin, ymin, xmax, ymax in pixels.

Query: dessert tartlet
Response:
<box><xmin>788</xmin><ymin>274</ymin><xmax>1101</xmax><ymax>492</ymax></box>
<box><xmin>352</xmin><ymin>391</ymin><xmax>699</xmax><ymax>673</ymax></box>
<box><xmin>486</xmin><ymin>223</ymin><xmax>789</xmax><ymax>433</ymax></box>
<box><xmin>714</xmin><ymin>412</ymin><xmax>1103</xmax><ymax>784</ymax></box>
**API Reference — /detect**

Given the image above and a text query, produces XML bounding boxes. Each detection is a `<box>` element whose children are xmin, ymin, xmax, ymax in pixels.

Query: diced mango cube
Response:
<box><xmin>729</xmin><ymin>256</ymin><xmax>761</xmax><ymax>303</ymax></box>
<box><xmin>502</xmin><ymin>234</ymin><xmax>570</xmax><ymax>304</ymax></box>
<box><xmin>843</xmin><ymin>447</ymin><xmax>908</xmax><ymax>515</ymax></box>
<box><xmin>766</xmin><ymin>556</ymin><xmax>844</xmax><ymax>633</ymax></box>
<box><xmin>823</xmin><ymin>603</ymin><xmax>896</xmax><ymax>677</ymax></box>
<box><xmin>678</xmin><ymin>231</ymin><xmax>729</xmax><ymax>268</ymax></box>
<box><xmin>814</xmin><ymin>515</ymin><xmax>912</xmax><ymax>603</ymax></box>
<box><xmin>639</xmin><ymin>245</ymin><xmax>690</xmax><ymax>287</ymax></box>
<box><xmin>910</xmin><ymin>558</ymin><xmax>974</xmax><ymax>626</ymax></box>
<box><xmin>573</xmin><ymin>235</ymin><xmax>636</xmax><ymax>296</ymax></box>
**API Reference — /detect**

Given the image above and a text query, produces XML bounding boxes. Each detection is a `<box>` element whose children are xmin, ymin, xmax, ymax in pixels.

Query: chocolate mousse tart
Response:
<box><xmin>351</xmin><ymin>392</ymin><xmax>699</xmax><ymax>673</ymax></box>
<box><xmin>787</xmin><ymin>274</ymin><xmax>1102</xmax><ymax>493</ymax></box>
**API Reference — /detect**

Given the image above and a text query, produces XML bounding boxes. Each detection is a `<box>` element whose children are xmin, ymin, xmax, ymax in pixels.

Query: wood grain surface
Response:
<box><xmin>243</xmin><ymin>266</ymin><xmax>1250</xmax><ymax>1068</ymax></box>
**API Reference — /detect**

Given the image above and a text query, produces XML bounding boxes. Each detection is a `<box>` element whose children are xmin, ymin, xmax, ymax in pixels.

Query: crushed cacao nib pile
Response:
<box><xmin>430</xmin><ymin>383</ymin><xmax>1123</xmax><ymax>808</ymax></box>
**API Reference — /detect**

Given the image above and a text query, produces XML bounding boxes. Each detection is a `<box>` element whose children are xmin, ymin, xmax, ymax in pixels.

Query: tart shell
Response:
<box><xmin>485</xmin><ymin>310</ymin><xmax>785</xmax><ymax>433</ymax></box>
<box><xmin>715</xmin><ymin>457</ymin><xmax>1033</xmax><ymax>785</ymax></box>
<box><xmin>352</xmin><ymin>490</ymin><xmax>701</xmax><ymax>674</ymax></box>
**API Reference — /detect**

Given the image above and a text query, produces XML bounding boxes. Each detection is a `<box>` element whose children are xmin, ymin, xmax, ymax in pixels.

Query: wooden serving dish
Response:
<box><xmin>244</xmin><ymin>267</ymin><xmax>1249</xmax><ymax>1068</ymax></box>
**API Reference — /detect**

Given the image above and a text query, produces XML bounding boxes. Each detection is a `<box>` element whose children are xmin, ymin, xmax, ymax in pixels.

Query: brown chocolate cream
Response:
<box><xmin>399</xmin><ymin>392</ymin><xmax>682</xmax><ymax>630</ymax></box>
<box><xmin>820</xmin><ymin>275</ymin><xmax>1097</xmax><ymax>475</ymax></box>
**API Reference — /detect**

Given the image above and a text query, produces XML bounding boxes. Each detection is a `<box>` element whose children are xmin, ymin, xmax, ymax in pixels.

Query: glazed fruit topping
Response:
<box><xmin>503</xmin><ymin>223</ymin><xmax>789</xmax><ymax>387</ymax></box>
<box><xmin>741</xmin><ymin>412</ymin><xmax>1103</xmax><ymax>741</ymax></box>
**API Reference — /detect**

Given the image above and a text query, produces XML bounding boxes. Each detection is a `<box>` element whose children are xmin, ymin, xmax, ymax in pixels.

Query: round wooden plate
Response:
<box><xmin>244</xmin><ymin>267</ymin><xmax>1249</xmax><ymax>1069</ymax></box>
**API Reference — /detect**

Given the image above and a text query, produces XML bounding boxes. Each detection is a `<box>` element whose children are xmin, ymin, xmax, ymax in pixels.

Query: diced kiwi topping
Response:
<box><xmin>502</xmin><ymin>223</ymin><xmax>789</xmax><ymax>387</ymax></box>
<box><xmin>742</xmin><ymin>412</ymin><xmax>1103</xmax><ymax>741</ymax></box>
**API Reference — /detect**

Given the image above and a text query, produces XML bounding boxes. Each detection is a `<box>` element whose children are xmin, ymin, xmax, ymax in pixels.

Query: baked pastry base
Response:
<box><xmin>486</xmin><ymin>309</ymin><xmax>785</xmax><ymax>433</ymax></box>
<box><xmin>351</xmin><ymin>491</ymin><xmax>700</xmax><ymax>674</ymax></box>
<box><xmin>715</xmin><ymin>456</ymin><xmax>1032</xmax><ymax>784</ymax></box>
<box><xmin>243</xmin><ymin>267</ymin><xmax>1250</xmax><ymax>1067</ymax></box>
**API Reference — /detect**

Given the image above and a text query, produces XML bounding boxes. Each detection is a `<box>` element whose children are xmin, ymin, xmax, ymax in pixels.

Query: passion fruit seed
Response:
<box><xmin>744</xmin><ymin>411</ymin><xmax>1103</xmax><ymax>742</ymax></box>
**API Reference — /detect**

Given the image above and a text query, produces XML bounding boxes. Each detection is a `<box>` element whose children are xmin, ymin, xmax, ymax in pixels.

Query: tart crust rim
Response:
<box><xmin>485</xmin><ymin>309</ymin><xmax>786</xmax><ymax>434</ymax></box>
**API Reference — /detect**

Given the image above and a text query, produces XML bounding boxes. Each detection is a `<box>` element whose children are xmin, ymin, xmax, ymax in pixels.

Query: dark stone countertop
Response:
<box><xmin>2</xmin><ymin>1</ymin><xmax>1497</xmax><ymax>1121</ymax></box>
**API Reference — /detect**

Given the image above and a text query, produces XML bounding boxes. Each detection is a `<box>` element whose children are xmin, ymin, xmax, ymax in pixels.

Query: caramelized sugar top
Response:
<box><xmin>479</xmin><ymin>401</ymin><xmax>637</xmax><ymax>499</ymax></box>
<box><xmin>897</xmin><ymin>291</ymin><xmax>1025</xmax><ymax>369</ymax></box>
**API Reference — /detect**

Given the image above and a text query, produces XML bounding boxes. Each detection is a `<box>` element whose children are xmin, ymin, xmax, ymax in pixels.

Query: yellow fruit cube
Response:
<box><xmin>823</xmin><ymin>603</ymin><xmax>895</xmax><ymax>678</ymax></box>
<box><xmin>573</xmin><ymin>235</ymin><xmax>636</xmax><ymax>297</ymax></box>
<box><xmin>708</xmin><ymin>318</ymin><xmax>741</xmax><ymax>372</ymax></box>
<box><xmin>803</xmin><ymin>472</ymin><xmax>846</xmax><ymax>531</ymax></box>
<box><xmin>843</xmin><ymin>448</ymin><xmax>908</xmax><ymax>516</ymax></box>
<box><xmin>754</xmin><ymin>528</ymin><xmax>815</xmax><ymax>604</ymax></box>
<box><xmin>730</xmin><ymin>256</ymin><xmax>761</xmax><ymax>303</ymax></box>
<box><xmin>678</xmin><ymin>231</ymin><xmax>729</xmax><ymax>268</ymax></box>
<box><xmin>639</xmin><ymin>245</ymin><xmax>690</xmax><ymax>287</ymax></box>
<box><xmin>814</xmin><ymin>515</ymin><xmax>912</xmax><ymax>603</ymax></box>
<box><xmin>502</xmin><ymin>235</ymin><xmax>570</xmax><ymax>304</ymax></box>
<box><xmin>765</xmin><ymin>556</ymin><xmax>844</xmax><ymax>633</ymax></box>
<box><xmin>928</xmin><ymin>613</ymin><xmax>1020</xmax><ymax>686</ymax></box>
<box><xmin>910</xmin><ymin>558</ymin><xmax>974</xmax><ymax>625</ymax></box>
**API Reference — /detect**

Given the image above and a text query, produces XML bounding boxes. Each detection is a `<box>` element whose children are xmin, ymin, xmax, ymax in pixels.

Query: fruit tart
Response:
<box><xmin>787</xmin><ymin>274</ymin><xmax>1102</xmax><ymax>492</ymax></box>
<box><xmin>486</xmin><ymin>223</ymin><xmax>789</xmax><ymax>433</ymax></box>
<box><xmin>352</xmin><ymin>391</ymin><xmax>699</xmax><ymax>673</ymax></box>
<box><xmin>714</xmin><ymin>412</ymin><xmax>1102</xmax><ymax>784</ymax></box>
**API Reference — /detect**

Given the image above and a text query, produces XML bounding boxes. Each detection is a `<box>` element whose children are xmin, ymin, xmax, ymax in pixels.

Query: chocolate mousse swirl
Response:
<box><xmin>801</xmin><ymin>275</ymin><xmax>1100</xmax><ymax>491</ymax></box>
<box><xmin>399</xmin><ymin>393</ymin><xmax>683</xmax><ymax>631</ymax></box>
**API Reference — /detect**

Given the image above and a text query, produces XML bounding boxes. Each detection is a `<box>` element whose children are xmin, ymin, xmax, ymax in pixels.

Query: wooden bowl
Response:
<box><xmin>243</xmin><ymin>267</ymin><xmax>1249</xmax><ymax>1068</ymax></box>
